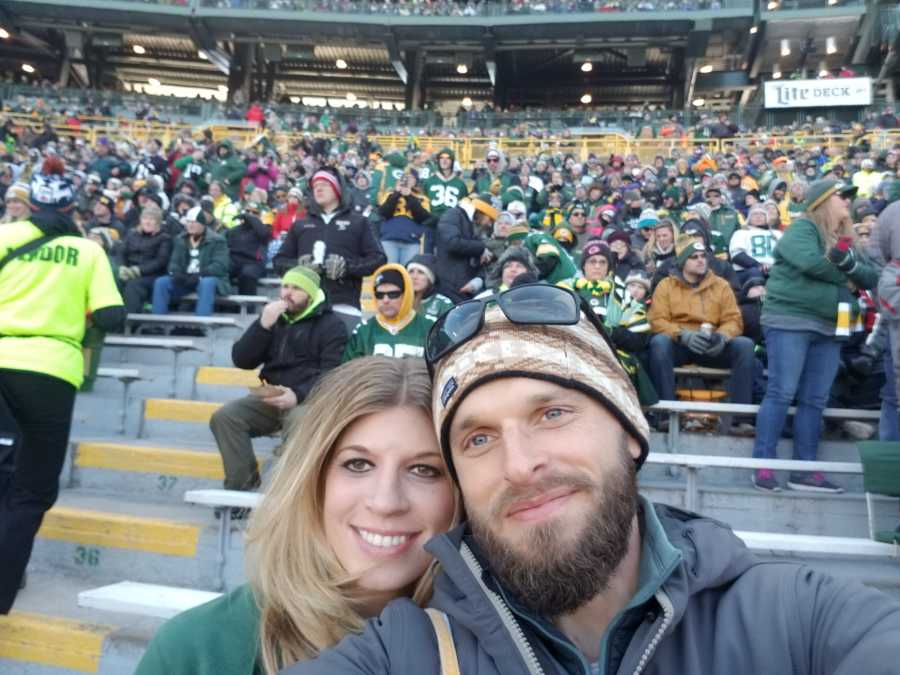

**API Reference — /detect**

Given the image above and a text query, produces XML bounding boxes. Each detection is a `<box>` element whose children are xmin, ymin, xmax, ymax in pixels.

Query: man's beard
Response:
<box><xmin>469</xmin><ymin>439</ymin><xmax>638</xmax><ymax>618</ymax></box>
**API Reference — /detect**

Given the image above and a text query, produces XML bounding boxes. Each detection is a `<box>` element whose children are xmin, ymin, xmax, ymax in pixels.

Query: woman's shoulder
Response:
<box><xmin>135</xmin><ymin>584</ymin><xmax>261</xmax><ymax>675</ymax></box>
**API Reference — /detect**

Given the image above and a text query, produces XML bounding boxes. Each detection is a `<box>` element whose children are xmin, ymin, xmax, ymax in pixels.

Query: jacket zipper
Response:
<box><xmin>630</xmin><ymin>590</ymin><xmax>674</xmax><ymax>675</ymax></box>
<box><xmin>459</xmin><ymin>543</ymin><xmax>546</xmax><ymax>675</ymax></box>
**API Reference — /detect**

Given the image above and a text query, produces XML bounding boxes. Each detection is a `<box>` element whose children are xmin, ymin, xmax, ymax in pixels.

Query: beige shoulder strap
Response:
<box><xmin>425</xmin><ymin>608</ymin><xmax>461</xmax><ymax>675</ymax></box>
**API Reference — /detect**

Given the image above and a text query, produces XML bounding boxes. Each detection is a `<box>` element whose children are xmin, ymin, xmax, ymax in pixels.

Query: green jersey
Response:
<box><xmin>0</xmin><ymin>220</ymin><xmax>123</xmax><ymax>388</ymax></box>
<box><xmin>419</xmin><ymin>293</ymin><xmax>454</xmax><ymax>322</ymax></box>
<box><xmin>423</xmin><ymin>173</ymin><xmax>468</xmax><ymax>217</ymax></box>
<box><xmin>342</xmin><ymin>312</ymin><xmax>432</xmax><ymax>361</ymax></box>
<box><xmin>522</xmin><ymin>231</ymin><xmax>579</xmax><ymax>285</ymax></box>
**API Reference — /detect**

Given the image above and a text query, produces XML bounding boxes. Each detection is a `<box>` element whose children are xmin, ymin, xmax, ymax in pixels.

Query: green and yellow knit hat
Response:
<box><xmin>282</xmin><ymin>266</ymin><xmax>321</xmax><ymax>298</ymax></box>
<box><xmin>506</xmin><ymin>223</ymin><xmax>530</xmax><ymax>244</ymax></box>
<box><xmin>804</xmin><ymin>179</ymin><xmax>858</xmax><ymax>212</ymax></box>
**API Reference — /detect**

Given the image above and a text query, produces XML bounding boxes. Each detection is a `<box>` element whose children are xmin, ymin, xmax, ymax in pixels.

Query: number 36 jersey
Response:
<box><xmin>423</xmin><ymin>174</ymin><xmax>469</xmax><ymax>218</ymax></box>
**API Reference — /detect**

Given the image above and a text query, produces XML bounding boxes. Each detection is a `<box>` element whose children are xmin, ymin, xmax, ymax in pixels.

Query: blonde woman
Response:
<box><xmin>135</xmin><ymin>356</ymin><xmax>458</xmax><ymax>674</ymax></box>
<box><xmin>752</xmin><ymin>179</ymin><xmax>878</xmax><ymax>494</ymax></box>
<box><xmin>641</xmin><ymin>218</ymin><xmax>678</xmax><ymax>276</ymax></box>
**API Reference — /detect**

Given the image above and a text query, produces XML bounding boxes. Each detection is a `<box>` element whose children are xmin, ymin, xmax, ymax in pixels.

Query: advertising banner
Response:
<box><xmin>763</xmin><ymin>78</ymin><xmax>872</xmax><ymax>109</ymax></box>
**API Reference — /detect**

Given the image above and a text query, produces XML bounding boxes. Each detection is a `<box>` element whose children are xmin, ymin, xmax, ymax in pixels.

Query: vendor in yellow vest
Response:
<box><xmin>0</xmin><ymin>157</ymin><xmax>124</xmax><ymax>614</ymax></box>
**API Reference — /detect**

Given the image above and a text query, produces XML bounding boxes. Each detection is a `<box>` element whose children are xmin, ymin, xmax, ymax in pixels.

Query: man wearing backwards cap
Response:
<box><xmin>209</xmin><ymin>266</ymin><xmax>346</xmax><ymax>495</ymax></box>
<box><xmin>274</xmin><ymin>166</ymin><xmax>386</xmax><ymax>332</ymax></box>
<box><xmin>341</xmin><ymin>263</ymin><xmax>431</xmax><ymax>361</ymax></box>
<box><xmin>287</xmin><ymin>283</ymin><xmax>900</xmax><ymax>675</ymax></box>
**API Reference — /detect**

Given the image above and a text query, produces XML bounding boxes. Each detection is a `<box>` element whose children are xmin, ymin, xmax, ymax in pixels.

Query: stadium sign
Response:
<box><xmin>763</xmin><ymin>77</ymin><xmax>872</xmax><ymax>109</ymax></box>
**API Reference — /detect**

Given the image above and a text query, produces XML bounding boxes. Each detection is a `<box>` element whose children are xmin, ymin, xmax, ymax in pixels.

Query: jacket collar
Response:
<box><xmin>425</xmin><ymin>497</ymin><xmax>756</xmax><ymax>666</ymax></box>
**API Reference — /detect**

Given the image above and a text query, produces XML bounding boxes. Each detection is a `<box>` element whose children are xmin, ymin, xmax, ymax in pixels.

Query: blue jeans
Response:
<box><xmin>152</xmin><ymin>276</ymin><xmax>218</xmax><ymax>316</ymax></box>
<box><xmin>648</xmin><ymin>333</ymin><xmax>755</xmax><ymax>404</ymax></box>
<box><xmin>381</xmin><ymin>240</ymin><xmax>421</xmax><ymax>267</ymax></box>
<box><xmin>753</xmin><ymin>327</ymin><xmax>841</xmax><ymax>462</ymax></box>
<box><xmin>881</xmin><ymin>331</ymin><xmax>900</xmax><ymax>441</ymax></box>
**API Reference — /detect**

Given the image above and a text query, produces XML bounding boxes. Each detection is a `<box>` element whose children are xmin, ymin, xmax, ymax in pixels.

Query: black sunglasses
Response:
<box><xmin>425</xmin><ymin>283</ymin><xmax>616</xmax><ymax>375</ymax></box>
<box><xmin>374</xmin><ymin>290</ymin><xmax>403</xmax><ymax>300</ymax></box>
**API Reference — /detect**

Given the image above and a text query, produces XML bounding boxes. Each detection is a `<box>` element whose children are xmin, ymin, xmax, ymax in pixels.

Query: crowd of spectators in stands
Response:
<box><xmin>6</xmin><ymin>77</ymin><xmax>897</xmax><ymax>139</ymax></box>
<box><xmin>2</xmin><ymin>105</ymin><xmax>900</xmax><ymax>496</ymax></box>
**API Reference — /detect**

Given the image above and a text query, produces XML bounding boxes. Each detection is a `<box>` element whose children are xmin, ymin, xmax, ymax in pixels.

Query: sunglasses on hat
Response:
<box><xmin>425</xmin><ymin>283</ymin><xmax>616</xmax><ymax>376</ymax></box>
<box><xmin>374</xmin><ymin>290</ymin><xmax>403</xmax><ymax>300</ymax></box>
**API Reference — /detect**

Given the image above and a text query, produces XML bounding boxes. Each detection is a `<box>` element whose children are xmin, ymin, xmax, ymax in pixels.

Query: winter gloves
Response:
<box><xmin>295</xmin><ymin>253</ymin><xmax>346</xmax><ymax>280</ymax></box>
<box><xmin>324</xmin><ymin>254</ymin><xmax>346</xmax><ymax>281</ymax></box>
<box><xmin>679</xmin><ymin>330</ymin><xmax>710</xmax><ymax>355</ymax></box>
<box><xmin>828</xmin><ymin>236</ymin><xmax>858</xmax><ymax>275</ymax></box>
<box><xmin>117</xmin><ymin>265</ymin><xmax>142</xmax><ymax>282</ymax></box>
<box><xmin>704</xmin><ymin>332</ymin><xmax>727</xmax><ymax>357</ymax></box>
<box><xmin>297</xmin><ymin>253</ymin><xmax>320</xmax><ymax>273</ymax></box>
<box><xmin>679</xmin><ymin>329</ymin><xmax>728</xmax><ymax>357</ymax></box>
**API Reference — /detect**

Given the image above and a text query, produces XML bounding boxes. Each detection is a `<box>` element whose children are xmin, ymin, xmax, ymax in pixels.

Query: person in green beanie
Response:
<box><xmin>705</xmin><ymin>186</ymin><xmax>742</xmax><ymax>259</ymax></box>
<box><xmin>753</xmin><ymin>179</ymin><xmax>878</xmax><ymax>494</ymax></box>
<box><xmin>209</xmin><ymin>265</ymin><xmax>348</xmax><ymax>493</ymax></box>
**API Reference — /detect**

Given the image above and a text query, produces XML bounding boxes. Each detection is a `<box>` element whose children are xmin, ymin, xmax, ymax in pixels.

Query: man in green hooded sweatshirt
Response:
<box><xmin>208</xmin><ymin>140</ymin><xmax>246</xmax><ymax>201</ymax></box>
<box><xmin>423</xmin><ymin>147</ymin><xmax>469</xmax><ymax>220</ymax></box>
<box><xmin>209</xmin><ymin>266</ymin><xmax>347</xmax><ymax>492</ymax></box>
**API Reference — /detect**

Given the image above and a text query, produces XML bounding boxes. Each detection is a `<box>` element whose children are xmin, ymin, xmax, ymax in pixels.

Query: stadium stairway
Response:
<box><xmin>4</xmin><ymin>329</ymin><xmax>899</xmax><ymax>673</ymax></box>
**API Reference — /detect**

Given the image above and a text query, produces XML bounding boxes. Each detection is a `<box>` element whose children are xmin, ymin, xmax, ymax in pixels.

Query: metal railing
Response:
<box><xmin>5</xmin><ymin>110</ymin><xmax>900</xmax><ymax>166</ymax></box>
<box><xmin>196</xmin><ymin>0</ymin><xmax>751</xmax><ymax>16</ymax></box>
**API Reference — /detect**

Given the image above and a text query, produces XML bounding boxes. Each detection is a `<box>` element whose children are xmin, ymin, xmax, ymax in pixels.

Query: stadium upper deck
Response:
<box><xmin>0</xmin><ymin>0</ymin><xmax>896</xmax><ymax>116</ymax></box>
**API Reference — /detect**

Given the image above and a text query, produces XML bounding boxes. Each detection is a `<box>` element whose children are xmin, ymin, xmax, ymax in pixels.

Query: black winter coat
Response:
<box><xmin>120</xmin><ymin>229</ymin><xmax>173</xmax><ymax>278</ymax></box>
<box><xmin>273</xmin><ymin>204</ymin><xmax>386</xmax><ymax>308</ymax></box>
<box><xmin>231</xmin><ymin>301</ymin><xmax>347</xmax><ymax>401</ymax></box>
<box><xmin>435</xmin><ymin>206</ymin><xmax>487</xmax><ymax>302</ymax></box>
<box><xmin>226</xmin><ymin>214</ymin><xmax>270</xmax><ymax>266</ymax></box>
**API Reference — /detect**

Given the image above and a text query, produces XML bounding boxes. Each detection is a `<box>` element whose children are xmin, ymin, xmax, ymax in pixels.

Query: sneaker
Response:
<box><xmin>786</xmin><ymin>472</ymin><xmax>844</xmax><ymax>494</ymax></box>
<box><xmin>731</xmin><ymin>422</ymin><xmax>756</xmax><ymax>437</ymax></box>
<box><xmin>752</xmin><ymin>469</ymin><xmax>781</xmax><ymax>492</ymax></box>
<box><xmin>842</xmin><ymin>420</ymin><xmax>875</xmax><ymax>441</ymax></box>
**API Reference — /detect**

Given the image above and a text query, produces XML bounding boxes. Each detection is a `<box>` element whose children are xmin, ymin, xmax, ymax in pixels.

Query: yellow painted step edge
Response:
<box><xmin>38</xmin><ymin>507</ymin><xmax>201</xmax><ymax>557</ymax></box>
<box><xmin>76</xmin><ymin>442</ymin><xmax>227</xmax><ymax>480</ymax></box>
<box><xmin>195</xmin><ymin>366</ymin><xmax>261</xmax><ymax>387</ymax></box>
<box><xmin>144</xmin><ymin>399</ymin><xmax>222</xmax><ymax>423</ymax></box>
<box><xmin>0</xmin><ymin>611</ymin><xmax>112</xmax><ymax>673</ymax></box>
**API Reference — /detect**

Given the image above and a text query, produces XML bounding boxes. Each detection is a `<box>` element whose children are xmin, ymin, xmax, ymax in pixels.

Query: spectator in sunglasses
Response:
<box><xmin>648</xmin><ymin>233</ymin><xmax>756</xmax><ymax>431</ymax></box>
<box><xmin>342</xmin><ymin>264</ymin><xmax>431</xmax><ymax>361</ymax></box>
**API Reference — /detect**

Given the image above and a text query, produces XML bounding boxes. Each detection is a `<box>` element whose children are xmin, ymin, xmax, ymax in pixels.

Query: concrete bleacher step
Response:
<box><xmin>2</xmin><ymin>572</ymin><xmax>162</xmax><ymax>674</ymax></box>
<box><xmin>191</xmin><ymin>366</ymin><xmax>261</xmax><ymax>400</ymax></box>
<box><xmin>641</xmin><ymin>479</ymin><xmax>893</xmax><ymax>539</ymax></box>
<box><xmin>69</xmin><ymin>441</ymin><xmax>264</xmax><ymax>499</ymax></box>
<box><xmin>30</xmin><ymin>490</ymin><xmax>246</xmax><ymax>591</ymax></box>
<box><xmin>138</xmin><ymin>398</ymin><xmax>222</xmax><ymax>437</ymax></box>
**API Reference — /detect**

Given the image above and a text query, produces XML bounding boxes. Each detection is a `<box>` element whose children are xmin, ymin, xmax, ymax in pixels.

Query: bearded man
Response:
<box><xmin>286</xmin><ymin>283</ymin><xmax>900</xmax><ymax>673</ymax></box>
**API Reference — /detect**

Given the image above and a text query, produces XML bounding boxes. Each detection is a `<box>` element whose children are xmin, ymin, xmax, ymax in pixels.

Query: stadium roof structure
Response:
<box><xmin>0</xmin><ymin>0</ymin><xmax>895</xmax><ymax>112</ymax></box>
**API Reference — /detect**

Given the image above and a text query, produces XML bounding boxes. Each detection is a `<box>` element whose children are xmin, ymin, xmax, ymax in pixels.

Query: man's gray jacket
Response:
<box><xmin>282</xmin><ymin>500</ymin><xmax>900</xmax><ymax>675</ymax></box>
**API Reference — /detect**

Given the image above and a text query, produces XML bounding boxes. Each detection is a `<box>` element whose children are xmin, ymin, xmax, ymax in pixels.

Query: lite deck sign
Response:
<box><xmin>764</xmin><ymin>77</ymin><xmax>872</xmax><ymax>109</ymax></box>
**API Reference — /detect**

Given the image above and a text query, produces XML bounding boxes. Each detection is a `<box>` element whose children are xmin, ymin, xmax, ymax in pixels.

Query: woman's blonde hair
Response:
<box><xmin>642</xmin><ymin>219</ymin><xmax>678</xmax><ymax>261</ymax></box>
<box><xmin>245</xmin><ymin>356</ymin><xmax>459</xmax><ymax>674</ymax></box>
<box><xmin>808</xmin><ymin>195</ymin><xmax>853</xmax><ymax>249</ymax></box>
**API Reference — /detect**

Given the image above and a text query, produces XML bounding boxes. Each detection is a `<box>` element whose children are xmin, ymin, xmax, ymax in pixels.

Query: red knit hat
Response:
<box><xmin>311</xmin><ymin>170</ymin><xmax>342</xmax><ymax>198</ymax></box>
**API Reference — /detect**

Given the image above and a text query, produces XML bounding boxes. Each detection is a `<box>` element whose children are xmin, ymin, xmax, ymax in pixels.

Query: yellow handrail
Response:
<box><xmin>5</xmin><ymin>112</ymin><xmax>894</xmax><ymax>166</ymax></box>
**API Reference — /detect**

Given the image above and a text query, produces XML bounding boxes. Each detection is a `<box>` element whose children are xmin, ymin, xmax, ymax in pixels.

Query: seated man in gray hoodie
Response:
<box><xmin>286</xmin><ymin>284</ymin><xmax>900</xmax><ymax>675</ymax></box>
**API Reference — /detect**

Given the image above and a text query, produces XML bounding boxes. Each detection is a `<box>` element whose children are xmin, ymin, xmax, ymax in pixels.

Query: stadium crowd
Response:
<box><xmin>2</xmin><ymin>110</ymin><xmax>900</xmax><ymax>498</ymax></box>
